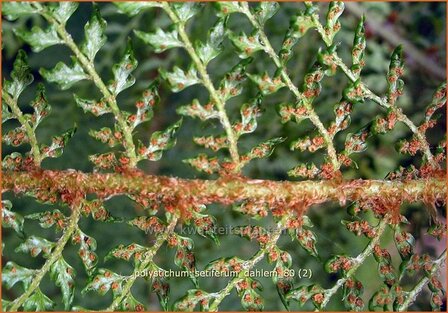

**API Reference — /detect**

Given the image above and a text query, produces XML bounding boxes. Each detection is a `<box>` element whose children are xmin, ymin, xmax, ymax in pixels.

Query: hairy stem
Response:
<box><xmin>161</xmin><ymin>2</ymin><xmax>240</xmax><ymax>171</ymax></box>
<box><xmin>2</xmin><ymin>92</ymin><xmax>42</xmax><ymax>165</ymax></box>
<box><xmin>33</xmin><ymin>3</ymin><xmax>138</xmax><ymax>167</ymax></box>
<box><xmin>397</xmin><ymin>250</ymin><xmax>447</xmax><ymax>312</ymax></box>
<box><xmin>8</xmin><ymin>203</ymin><xmax>81</xmax><ymax>312</ymax></box>
<box><xmin>209</xmin><ymin>220</ymin><xmax>286</xmax><ymax>311</ymax></box>
<box><xmin>3</xmin><ymin>170</ymin><xmax>445</xmax><ymax>211</ymax></box>
<box><xmin>319</xmin><ymin>218</ymin><xmax>389</xmax><ymax>310</ymax></box>
<box><xmin>240</xmin><ymin>2</ymin><xmax>340</xmax><ymax>171</ymax></box>
<box><xmin>105</xmin><ymin>216</ymin><xmax>179</xmax><ymax>311</ymax></box>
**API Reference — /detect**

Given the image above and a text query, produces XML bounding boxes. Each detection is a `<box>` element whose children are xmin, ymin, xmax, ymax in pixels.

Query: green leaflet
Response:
<box><xmin>177</xmin><ymin>99</ymin><xmax>220</xmax><ymax>121</ymax></box>
<box><xmin>286</xmin><ymin>284</ymin><xmax>325</xmax><ymax>309</ymax></box>
<box><xmin>130</xmin><ymin>82</ymin><xmax>158</xmax><ymax>129</ymax></box>
<box><xmin>40</xmin><ymin>58</ymin><xmax>89</xmax><ymax>90</ymax></box>
<box><xmin>342</xmin><ymin>278</ymin><xmax>364</xmax><ymax>311</ymax></box>
<box><xmin>368</xmin><ymin>285</ymin><xmax>393</xmax><ymax>311</ymax></box>
<box><xmin>72</xmin><ymin>228</ymin><xmax>98</xmax><ymax>275</ymax></box>
<box><xmin>89</xmin><ymin>152</ymin><xmax>117</xmax><ymax>170</ymax></box>
<box><xmin>114</xmin><ymin>1</ymin><xmax>161</xmax><ymax>16</ymax></box>
<box><xmin>238</xmin><ymin>280</ymin><xmax>264</xmax><ymax>311</ymax></box>
<box><xmin>2</xmin><ymin>2</ymin><xmax>38</xmax><ymax>20</ymax></box>
<box><xmin>233</xmin><ymin>201</ymin><xmax>269</xmax><ymax>220</ymax></box>
<box><xmin>82</xmin><ymin>5</ymin><xmax>107</xmax><ymax>62</ymax></box>
<box><xmin>50</xmin><ymin>2</ymin><xmax>79</xmax><ymax>24</ymax></box>
<box><xmin>253</xmin><ymin>1</ymin><xmax>280</xmax><ymax>25</ymax></box>
<box><xmin>3</xmin><ymin>50</ymin><xmax>34</xmax><ymax>100</ymax></box>
<box><xmin>139</xmin><ymin>119</ymin><xmax>183</xmax><ymax>161</ymax></box>
<box><xmin>2</xmin><ymin>200</ymin><xmax>25</xmax><ymax>236</ymax></box>
<box><xmin>425</xmin><ymin>82</ymin><xmax>446</xmax><ymax>122</ymax></box>
<box><xmin>120</xmin><ymin>293</ymin><xmax>145</xmax><ymax>311</ymax></box>
<box><xmin>74</xmin><ymin>95</ymin><xmax>112</xmax><ymax>116</ymax></box>
<box><xmin>83</xmin><ymin>269</ymin><xmax>126</xmax><ymax>296</ymax></box>
<box><xmin>234</xmin><ymin>225</ymin><xmax>268</xmax><ymax>243</ymax></box>
<box><xmin>2</xmin><ymin>102</ymin><xmax>14</xmax><ymax>123</ymax></box>
<box><xmin>393</xmin><ymin>226</ymin><xmax>415</xmax><ymax>261</ymax></box>
<box><xmin>152</xmin><ymin>275</ymin><xmax>170</xmax><ymax>311</ymax></box>
<box><xmin>172</xmin><ymin>2</ymin><xmax>202</xmax><ymax>23</ymax></box>
<box><xmin>323</xmin><ymin>1</ymin><xmax>344</xmax><ymax>45</ymax></box>
<box><xmin>196</xmin><ymin>17</ymin><xmax>227</xmax><ymax>66</ymax></box>
<box><xmin>318</xmin><ymin>45</ymin><xmax>339</xmax><ymax>76</ymax></box>
<box><xmin>193</xmin><ymin>135</ymin><xmax>228</xmax><ymax>151</ymax></box>
<box><xmin>205</xmin><ymin>256</ymin><xmax>244</xmax><ymax>272</ymax></box>
<box><xmin>324</xmin><ymin>255</ymin><xmax>354</xmax><ymax>276</ymax></box>
<box><xmin>105</xmin><ymin>243</ymin><xmax>147</xmax><ymax>266</ymax></box>
<box><xmin>135</xmin><ymin>28</ymin><xmax>183</xmax><ymax>53</ymax></box>
<box><xmin>15</xmin><ymin>236</ymin><xmax>56</xmax><ymax>258</ymax></box>
<box><xmin>174</xmin><ymin>289</ymin><xmax>210</xmax><ymax>311</ymax></box>
<box><xmin>234</xmin><ymin>96</ymin><xmax>262</xmax><ymax>137</ymax></box>
<box><xmin>344</xmin><ymin>126</ymin><xmax>370</xmax><ymax>155</ymax></box>
<box><xmin>296</xmin><ymin>228</ymin><xmax>319</xmax><ymax>258</ymax></box>
<box><xmin>89</xmin><ymin>127</ymin><xmax>120</xmax><ymax>148</ymax></box>
<box><xmin>31</xmin><ymin>84</ymin><xmax>51</xmax><ymax>129</ymax></box>
<box><xmin>172</xmin><ymin>234</ymin><xmax>198</xmax><ymax>287</ymax></box>
<box><xmin>229</xmin><ymin>30</ymin><xmax>266</xmax><ymax>59</ymax></box>
<box><xmin>386</xmin><ymin>45</ymin><xmax>404</xmax><ymax>106</ymax></box>
<box><xmin>108</xmin><ymin>39</ymin><xmax>138</xmax><ymax>96</ymax></box>
<box><xmin>2</xmin><ymin>261</ymin><xmax>36</xmax><ymax>290</ymax></box>
<box><xmin>218</xmin><ymin>58</ymin><xmax>252</xmax><ymax>102</ymax></box>
<box><xmin>160</xmin><ymin>66</ymin><xmax>201</xmax><ymax>92</ymax></box>
<box><xmin>40</xmin><ymin>125</ymin><xmax>77</xmax><ymax>159</ymax></box>
<box><xmin>190</xmin><ymin>211</ymin><xmax>219</xmax><ymax>245</ymax></box>
<box><xmin>244</xmin><ymin>137</ymin><xmax>286</xmax><ymax>162</ymax></box>
<box><xmin>184</xmin><ymin>154</ymin><xmax>221</xmax><ymax>174</ymax></box>
<box><xmin>279</xmin><ymin>13</ymin><xmax>316</xmax><ymax>64</ymax></box>
<box><xmin>26</xmin><ymin>209</ymin><xmax>68</xmax><ymax>229</ymax></box>
<box><xmin>247</xmin><ymin>72</ymin><xmax>285</xmax><ymax>95</ymax></box>
<box><xmin>351</xmin><ymin>15</ymin><xmax>366</xmax><ymax>78</ymax></box>
<box><xmin>50</xmin><ymin>258</ymin><xmax>76</xmax><ymax>310</ymax></box>
<box><xmin>80</xmin><ymin>199</ymin><xmax>116</xmax><ymax>222</ymax></box>
<box><xmin>3</xmin><ymin>125</ymin><xmax>28</xmax><ymax>147</ymax></box>
<box><xmin>215</xmin><ymin>1</ymin><xmax>242</xmax><ymax>17</ymax></box>
<box><xmin>128</xmin><ymin>216</ymin><xmax>166</xmax><ymax>233</ymax></box>
<box><xmin>15</xmin><ymin>25</ymin><xmax>63</xmax><ymax>52</ymax></box>
<box><xmin>23</xmin><ymin>288</ymin><xmax>55</xmax><ymax>311</ymax></box>
<box><xmin>273</xmin><ymin>254</ymin><xmax>293</xmax><ymax>311</ymax></box>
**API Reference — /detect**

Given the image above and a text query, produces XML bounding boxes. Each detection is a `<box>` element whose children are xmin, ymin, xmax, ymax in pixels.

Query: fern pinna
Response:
<box><xmin>1</xmin><ymin>1</ymin><xmax>446</xmax><ymax>312</ymax></box>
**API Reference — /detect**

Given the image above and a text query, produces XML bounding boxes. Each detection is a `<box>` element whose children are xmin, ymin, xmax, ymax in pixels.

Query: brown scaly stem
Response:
<box><xmin>161</xmin><ymin>2</ymin><xmax>241</xmax><ymax>171</ymax></box>
<box><xmin>3</xmin><ymin>170</ymin><xmax>445</xmax><ymax>214</ymax></box>
<box><xmin>240</xmin><ymin>2</ymin><xmax>341</xmax><ymax>171</ymax></box>
<box><xmin>31</xmin><ymin>2</ymin><xmax>138</xmax><ymax>167</ymax></box>
<box><xmin>8</xmin><ymin>202</ymin><xmax>82</xmax><ymax>312</ymax></box>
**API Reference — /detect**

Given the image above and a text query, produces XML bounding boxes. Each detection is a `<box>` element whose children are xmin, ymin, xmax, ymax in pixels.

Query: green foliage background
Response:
<box><xmin>2</xmin><ymin>2</ymin><xmax>446</xmax><ymax>311</ymax></box>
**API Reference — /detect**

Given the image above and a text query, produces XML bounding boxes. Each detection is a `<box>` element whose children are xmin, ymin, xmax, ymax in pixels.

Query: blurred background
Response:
<box><xmin>2</xmin><ymin>2</ymin><xmax>446</xmax><ymax>311</ymax></box>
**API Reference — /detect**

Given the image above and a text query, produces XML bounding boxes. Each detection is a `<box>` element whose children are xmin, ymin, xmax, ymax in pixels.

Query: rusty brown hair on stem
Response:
<box><xmin>3</xmin><ymin>170</ymin><xmax>445</xmax><ymax>218</ymax></box>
